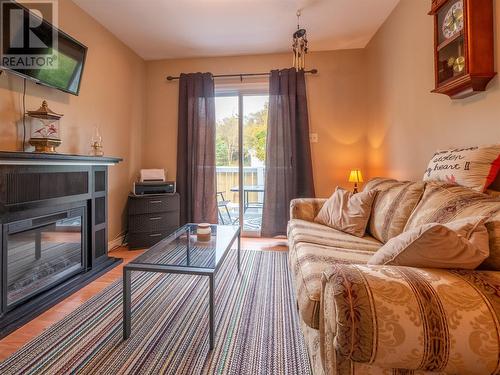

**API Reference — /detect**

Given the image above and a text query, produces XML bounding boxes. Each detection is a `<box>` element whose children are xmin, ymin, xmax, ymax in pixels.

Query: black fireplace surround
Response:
<box><xmin>0</xmin><ymin>151</ymin><xmax>122</xmax><ymax>337</ymax></box>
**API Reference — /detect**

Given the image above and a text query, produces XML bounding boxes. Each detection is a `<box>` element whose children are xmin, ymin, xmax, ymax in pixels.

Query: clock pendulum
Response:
<box><xmin>453</xmin><ymin>56</ymin><xmax>465</xmax><ymax>73</ymax></box>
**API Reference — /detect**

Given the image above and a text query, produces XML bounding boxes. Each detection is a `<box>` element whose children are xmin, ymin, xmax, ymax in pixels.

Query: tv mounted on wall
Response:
<box><xmin>0</xmin><ymin>1</ymin><xmax>87</xmax><ymax>96</ymax></box>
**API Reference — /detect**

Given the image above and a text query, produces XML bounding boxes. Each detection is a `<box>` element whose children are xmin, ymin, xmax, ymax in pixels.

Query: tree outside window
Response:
<box><xmin>215</xmin><ymin>103</ymin><xmax>268</xmax><ymax>167</ymax></box>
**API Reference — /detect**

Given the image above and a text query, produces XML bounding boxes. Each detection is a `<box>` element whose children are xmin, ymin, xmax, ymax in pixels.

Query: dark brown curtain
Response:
<box><xmin>176</xmin><ymin>72</ymin><xmax>217</xmax><ymax>224</ymax></box>
<box><xmin>262</xmin><ymin>68</ymin><xmax>315</xmax><ymax>237</ymax></box>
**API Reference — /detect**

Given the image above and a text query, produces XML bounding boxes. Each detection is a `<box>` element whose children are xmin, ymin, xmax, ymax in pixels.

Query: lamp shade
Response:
<box><xmin>348</xmin><ymin>169</ymin><xmax>363</xmax><ymax>183</ymax></box>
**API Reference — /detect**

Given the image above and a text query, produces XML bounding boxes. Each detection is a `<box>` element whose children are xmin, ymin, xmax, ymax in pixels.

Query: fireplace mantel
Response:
<box><xmin>0</xmin><ymin>151</ymin><xmax>122</xmax><ymax>337</ymax></box>
<box><xmin>0</xmin><ymin>151</ymin><xmax>122</xmax><ymax>166</ymax></box>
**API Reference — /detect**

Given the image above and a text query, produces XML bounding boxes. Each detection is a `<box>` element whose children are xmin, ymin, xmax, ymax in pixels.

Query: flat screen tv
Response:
<box><xmin>0</xmin><ymin>1</ymin><xmax>87</xmax><ymax>96</ymax></box>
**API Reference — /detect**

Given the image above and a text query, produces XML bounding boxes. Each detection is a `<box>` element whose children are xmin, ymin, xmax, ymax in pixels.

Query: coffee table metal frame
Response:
<box><xmin>122</xmin><ymin>224</ymin><xmax>241</xmax><ymax>350</ymax></box>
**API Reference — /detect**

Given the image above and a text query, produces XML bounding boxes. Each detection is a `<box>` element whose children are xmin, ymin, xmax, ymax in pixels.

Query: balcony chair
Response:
<box><xmin>217</xmin><ymin>191</ymin><xmax>236</xmax><ymax>225</ymax></box>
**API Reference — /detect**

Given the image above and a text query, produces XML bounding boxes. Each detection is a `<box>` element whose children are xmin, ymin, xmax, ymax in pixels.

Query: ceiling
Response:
<box><xmin>73</xmin><ymin>0</ymin><xmax>400</xmax><ymax>60</ymax></box>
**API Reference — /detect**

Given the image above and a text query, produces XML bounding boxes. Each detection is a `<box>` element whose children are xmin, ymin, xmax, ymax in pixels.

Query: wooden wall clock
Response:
<box><xmin>429</xmin><ymin>0</ymin><xmax>496</xmax><ymax>99</ymax></box>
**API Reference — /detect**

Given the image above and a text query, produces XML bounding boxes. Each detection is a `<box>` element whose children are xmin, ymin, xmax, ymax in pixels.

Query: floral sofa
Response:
<box><xmin>288</xmin><ymin>178</ymin><xmax>500</xmax><ymax>375</ymax></box>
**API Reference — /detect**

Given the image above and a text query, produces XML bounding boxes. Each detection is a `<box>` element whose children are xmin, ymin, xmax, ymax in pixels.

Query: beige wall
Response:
<box><xmin>0</xmin><ymin>0</ymin><xmax>146</xmax><ymax>239</ymax></box>
<box><xmin>365</xmin><ymin>0</ymin><xmax>500</xmax><ymax>182</ymax></box>
<box><xmin>144</xmin><ymin>50</ymin><xmax>368</xmax><ymax>198</ymax></box>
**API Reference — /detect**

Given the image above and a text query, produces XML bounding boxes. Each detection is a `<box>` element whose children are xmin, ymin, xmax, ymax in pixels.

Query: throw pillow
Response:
<box><xmin>423</xmin><ymin>144</ymin><xmax>500</xmax><ymax>192</ymax></box>
<box><xmin>404</xmin><ymin>182</ymin><xmax>500</xmax><ymax>270</ymax></box>
<box><xmin>368</xmin><ymin>217</ymin><xmax>489</xmax><ymax>269</ymax></box>
<box><xmin>314</xmin><ymin>187</ymin><xmax>377</xmax><ymax>237</ymax></box>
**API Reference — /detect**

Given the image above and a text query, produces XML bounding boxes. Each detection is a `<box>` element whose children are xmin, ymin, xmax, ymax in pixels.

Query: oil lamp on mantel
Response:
<box><xmin>27</xmin><ymin>100</ymin><xmax>63</xmax><ymax>153</ymax></box>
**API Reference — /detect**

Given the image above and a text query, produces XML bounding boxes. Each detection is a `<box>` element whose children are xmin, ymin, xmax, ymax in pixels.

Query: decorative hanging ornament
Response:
<box><xmin>292</xmin><ymin>10</ymin><xmax>308</xmax><ymax>70</ymax></box>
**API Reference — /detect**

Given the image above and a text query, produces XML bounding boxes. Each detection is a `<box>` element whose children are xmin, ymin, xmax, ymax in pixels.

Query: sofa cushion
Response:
<box><xmin>423</xmin><ymin>144</ymin><xmax>500</xmax><ymax>192</ymax></box>
<box><xmin>288</xmin><ymin>219</ymin><xmax>382</xmax><ymax>252</ymax></box>
<box><xmin>314</xmin><ymin>187</ymin><xmax>377</xmax><ymax>237</ymax></box>
<box><xmin>363</xmin><ymin>178</ymin><xmax>425</xmax><ymax>243</ymax></box>
<box><xmin>405</xmin><ymin>182</ymin><xmax>500</xmax><ymax>270</ymax></box>
<box><xmin>368</xmin><ymin>217</ymin><xmax>490</xmax><ymax>269</ymax></box>
<box><xmin>289</xmin><ymin>242</ymin><xmax>374</xmax><ymax>329</ymax></box>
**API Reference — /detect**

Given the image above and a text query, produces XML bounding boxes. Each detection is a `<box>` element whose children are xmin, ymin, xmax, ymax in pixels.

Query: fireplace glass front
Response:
<box><xmin>5</xmin><ymin>207</ymin><xmax>85</xmax><ymax>308</ymax></box>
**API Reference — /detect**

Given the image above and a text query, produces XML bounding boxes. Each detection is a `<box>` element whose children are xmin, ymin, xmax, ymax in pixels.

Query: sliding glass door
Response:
<box><xmin>215</xmin><ymin>91</ymin><xmax>269</xmax><ymax>236</ymax></box>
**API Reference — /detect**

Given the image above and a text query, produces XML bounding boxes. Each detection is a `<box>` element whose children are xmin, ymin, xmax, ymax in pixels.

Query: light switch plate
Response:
<box><xmin>309</xmin><ymin>133</ymin><xmax>318</xmax><ymax>143</ymax></box>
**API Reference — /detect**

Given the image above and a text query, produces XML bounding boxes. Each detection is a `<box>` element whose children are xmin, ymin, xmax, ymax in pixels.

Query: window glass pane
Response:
<box><xmin>242</xmin><ymin>95</ymin><xmax>268</xmax><ymax>233</ymax></box>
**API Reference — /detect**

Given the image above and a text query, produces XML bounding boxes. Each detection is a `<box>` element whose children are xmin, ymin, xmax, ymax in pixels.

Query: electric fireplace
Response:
<box><xmin>0</xmin><ymin>151</ymin><xmax>122</xmax><ymax>337</ymax></box>
<box><xmin>4</xmin><ymin>207</ymin><xmax>86</xmax><ymax>309</ymax></box>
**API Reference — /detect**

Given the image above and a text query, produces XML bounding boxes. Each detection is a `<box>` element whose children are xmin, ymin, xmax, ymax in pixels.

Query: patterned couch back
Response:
<box><xmin>364</xmin><ymin>176</ymin><xmax>500</xmax><ymax>270</ymax></box>
<box><xmin>363</xmin><ymin>178</ymin><xmax>425</xmax><ymax>244</ymax></box>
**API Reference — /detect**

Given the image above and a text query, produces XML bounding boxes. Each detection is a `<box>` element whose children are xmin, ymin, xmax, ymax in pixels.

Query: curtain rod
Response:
<box><xmin>166</xmin><ymin>69</ymin><xmax>318</xmax><ymax>81</ymax></box>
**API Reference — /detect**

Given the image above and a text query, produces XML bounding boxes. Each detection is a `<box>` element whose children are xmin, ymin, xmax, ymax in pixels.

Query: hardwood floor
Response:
<box><xmin>0</xmin><ymin>237</ymin><xmax>287</xmax><ymax>361</ymax></box>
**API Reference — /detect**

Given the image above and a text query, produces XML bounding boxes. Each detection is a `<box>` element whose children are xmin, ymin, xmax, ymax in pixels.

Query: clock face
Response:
<box><xmin>442</xmin><ymin>1</ymin><xmax>464</xmax><ymax>39</ymax></box>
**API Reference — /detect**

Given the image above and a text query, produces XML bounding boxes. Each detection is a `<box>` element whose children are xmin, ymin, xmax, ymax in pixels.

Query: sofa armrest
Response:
<box><xmin>320</xmin><ymin>264</ymin><xmax>500</xmax><ymax>375</ymax></box>
<box><xmin>290</xmin><ymin>198</ymin><xmax>327</xmax><ymax>222</ymax></box>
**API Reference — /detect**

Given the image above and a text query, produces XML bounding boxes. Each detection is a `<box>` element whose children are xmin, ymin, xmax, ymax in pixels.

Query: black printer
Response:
<box><xmin>133</xmin><ymin>181</ymin><xmax>176</xmax><ymax>195</ymax></box>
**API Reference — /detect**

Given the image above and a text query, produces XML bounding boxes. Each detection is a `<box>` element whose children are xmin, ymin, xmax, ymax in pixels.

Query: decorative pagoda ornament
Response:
<box><xmin>27</xmin><ymin>100</ymin><xmax>63</xmax><ymax>153</ymax></box>
<box><xmin>292</xmin><ymin>10</ymin><xmax>308</xmax><ymax>70</ymax></box>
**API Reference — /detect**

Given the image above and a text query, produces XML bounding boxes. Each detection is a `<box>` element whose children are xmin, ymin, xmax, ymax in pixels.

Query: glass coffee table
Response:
<box><xmin>122</xmin><ymin>224</ymin><xmax>241</xmax><ymax>350</ymax></box>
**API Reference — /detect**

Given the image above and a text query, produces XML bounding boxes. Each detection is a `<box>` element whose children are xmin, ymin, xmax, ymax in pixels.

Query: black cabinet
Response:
<box><xmin>127</xmin><ymin>193</ymin><xmax>180</xmax><ymax>249</ymax></box>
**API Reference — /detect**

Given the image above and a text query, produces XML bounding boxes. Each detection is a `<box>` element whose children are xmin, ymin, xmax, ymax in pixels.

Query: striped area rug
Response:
<box><xmin>0</xmin><ymin>250</ymin><xmax>311</xmax><ymax>375</ymax></box>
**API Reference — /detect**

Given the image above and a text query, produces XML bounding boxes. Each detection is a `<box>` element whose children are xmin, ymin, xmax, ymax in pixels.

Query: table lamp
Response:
<box><xmin>348</xmin><ymin>169</ymin><xmax>363</xmax><ymax>193</ymax></box>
